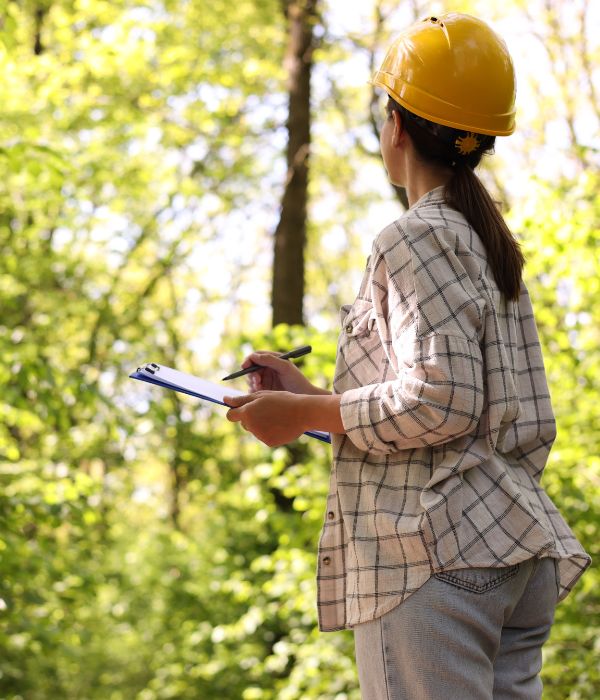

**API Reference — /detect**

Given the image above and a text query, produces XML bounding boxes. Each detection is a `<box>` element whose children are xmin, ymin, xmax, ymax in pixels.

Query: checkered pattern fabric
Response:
<box><xmin>317</xmin><ymin>187</ymin><xmax>590</xmax><ymax>632</ymax></box>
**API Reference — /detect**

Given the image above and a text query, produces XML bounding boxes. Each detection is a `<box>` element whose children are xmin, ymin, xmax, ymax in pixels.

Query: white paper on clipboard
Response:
<box><xmin>130</xmin><ymin>363</ymin><xmax>331</xmax><ymax>444</ymax></box>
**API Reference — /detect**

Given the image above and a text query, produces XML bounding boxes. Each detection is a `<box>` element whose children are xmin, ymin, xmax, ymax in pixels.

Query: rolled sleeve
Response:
<box><xmin>340</xmin><ymin>333</ymin><xmax>484</xmax><ymax>454</ymax></box>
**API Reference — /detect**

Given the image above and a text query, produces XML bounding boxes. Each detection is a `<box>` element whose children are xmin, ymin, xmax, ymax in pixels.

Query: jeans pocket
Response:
<box><xmin>434</xmin><ymin>564</ymin><xmax>520</xmax><ymax>594</ymax></box>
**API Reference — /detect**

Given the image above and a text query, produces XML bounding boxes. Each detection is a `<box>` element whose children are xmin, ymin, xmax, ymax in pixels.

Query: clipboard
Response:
<box><xmin>130</xmin><ymin>363</ymin><xmax>331</xmax><ymax>444</ymax></box>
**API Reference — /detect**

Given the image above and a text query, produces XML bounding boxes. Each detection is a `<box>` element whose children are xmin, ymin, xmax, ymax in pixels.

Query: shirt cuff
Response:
<box><xmin>340</xmin><ymin>384</ymin><xmax>383</xmax><ymax>452</ymax></box>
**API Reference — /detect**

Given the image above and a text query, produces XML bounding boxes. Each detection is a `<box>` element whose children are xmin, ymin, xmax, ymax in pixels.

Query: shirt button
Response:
<box><xmin>345</xmin><ymin>323</ymin><xmax>353</xmax><ymax>334</ymax></box>
<box><xmin>327</xmin><ymin>511</ymin><xmax>335</xmax><ymax>520</ymax></box>
<box><xmin>323</xmin><ymin>556</ymin><xmax>331</xmax><ymax>566</ymax></box>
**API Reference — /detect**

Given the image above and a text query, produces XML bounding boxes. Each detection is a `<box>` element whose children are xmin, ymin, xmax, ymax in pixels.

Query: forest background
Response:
<box><xmin>0</xmin><ymin>0</ymin><xmax>598</xmax><ymax>698</ymax></box>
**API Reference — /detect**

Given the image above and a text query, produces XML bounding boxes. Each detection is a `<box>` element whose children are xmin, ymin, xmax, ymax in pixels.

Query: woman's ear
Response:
<box><xmin>391</xmin><ymin>110</ymin><xmax>404</xmax><ymax>147</ymax></box>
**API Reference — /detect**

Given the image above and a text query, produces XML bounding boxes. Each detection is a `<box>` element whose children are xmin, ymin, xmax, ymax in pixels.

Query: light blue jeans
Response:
<box><xmin>353</xmin><ymin>558</ymin><xmax>559</xmax><ymax>700</ymax></box>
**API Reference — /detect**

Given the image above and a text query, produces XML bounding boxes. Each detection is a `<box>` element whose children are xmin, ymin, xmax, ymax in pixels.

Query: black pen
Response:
<box><xmin>222</xmin><ymin>345</ymin><xmax>312</xmax><ymax>381</ymax></box>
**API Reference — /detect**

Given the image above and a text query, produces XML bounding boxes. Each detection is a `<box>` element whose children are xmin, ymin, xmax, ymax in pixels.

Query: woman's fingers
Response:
<box><xmin>248</xmin><ymin>373</ymin><xmax>262</xmax><ymax>392</ymax></box>
<box><xmin>224</xmin><ymin>391</ymin><xmax>303</xmax><ymax>447</ymax></box>
<box><xmin>239</xmin><ymin>352</ymin><xmax>289</xmax><ymax>392</ymax></box>
<box><xmin>237</xmin><ymin>350</ymin><xmax>312</xmax><ymax>395</ymax></box>
<box><xmin>224</xmin><ymin>393</ymin><xmax>257</xmax><ymax>422</ymax></box>
<box><xmin>243</xmin><ymin>351</ymin><xmax>290</xmax><ymax>372</ymax></box>
<box><xmin>224</xmin><ymin>394</ymin><xmax>256</xmax><ymax>407</ymax></box>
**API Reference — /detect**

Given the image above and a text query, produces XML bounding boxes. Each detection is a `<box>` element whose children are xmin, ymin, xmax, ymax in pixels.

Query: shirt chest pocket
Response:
<box><xmin>335</xmin><ymin>300</ymin><xmax>386</xmax><ymax>393</ymax></box>
<box><xmin>342</xmin><ymin>298</ymin><xmax>378</xmax><ymax>339</ymax></box>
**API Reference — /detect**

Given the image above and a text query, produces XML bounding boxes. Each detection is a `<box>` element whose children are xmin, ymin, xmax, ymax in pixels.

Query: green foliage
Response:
<box><xmin>0</xmin><ymin>1</ymin><xmax>598</xmax><ymax>699</ymax></box>
<box><xmin>510</xmin><ymin>172</ymin><xmax>600</xmax><ymax>699</ymax></box>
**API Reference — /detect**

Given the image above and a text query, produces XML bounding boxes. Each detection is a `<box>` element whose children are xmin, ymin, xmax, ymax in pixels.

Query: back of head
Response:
<box><xmin>373</xmin><ymin>14</ymin><xmax>524</xmax><ymax>301</ymax></box>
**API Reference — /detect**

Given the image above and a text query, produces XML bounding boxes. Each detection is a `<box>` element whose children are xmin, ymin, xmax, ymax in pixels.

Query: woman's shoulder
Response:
<box><xmin>372</xmin><ymin>201</ymin><xmax>487</xmax><ymax>296</ymax></box>
<box><xmin>374</xmin><ymin>203</ymin><xmax>464</xmax><ymax>257</ymax></box>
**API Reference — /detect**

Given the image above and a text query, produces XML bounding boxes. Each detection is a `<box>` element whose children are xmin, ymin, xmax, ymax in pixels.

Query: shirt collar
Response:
<box><xmin>409</xmin><ymin>185</ymin><xmax>446</xmax><ymax>210</ymax></box>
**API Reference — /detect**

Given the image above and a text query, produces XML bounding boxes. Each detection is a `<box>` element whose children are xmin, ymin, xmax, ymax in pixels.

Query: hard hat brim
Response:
<box><xmin>372</xmin><ymin>71</ymin><xmax>516</xmax><ymax>136</ymax></box>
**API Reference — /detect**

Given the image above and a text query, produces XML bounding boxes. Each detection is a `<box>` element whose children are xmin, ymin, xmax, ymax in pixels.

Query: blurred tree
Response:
<box><xmin>0</xmin><ymin>0</ymin><xmax>290</xmax><ymax>695</ymax></box>
<box><xmin>510</xmin><ymin>173</ymin><xmax>600</xmax><ymax>700</ymax></box>
<box><xmin>271</xmin><ymin>0</ymin><xmax>319</xmax><ymax>327</ymax></box>
<box><xmin>0</xmin><ymin>0</ymin><xmax>598</xmax><ymax>699</ymax></box>
<box><xmin>364</xmin><ymin>0</ymin><xmax>410</xmax><ymax>209</ymax></box>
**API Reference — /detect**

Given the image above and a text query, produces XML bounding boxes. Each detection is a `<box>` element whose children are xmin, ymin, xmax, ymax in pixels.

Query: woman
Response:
<box><xmin>225</xmin><ymin>13</ymin><xmax>590</xmax><ymax>699</ymax></box>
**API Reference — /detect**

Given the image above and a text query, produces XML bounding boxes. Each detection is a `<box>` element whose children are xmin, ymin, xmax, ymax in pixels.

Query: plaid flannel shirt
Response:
<box><xmin>317</xmin><ymin>187</ymin><xmax>590</xmax><ymax>632</ymax></box>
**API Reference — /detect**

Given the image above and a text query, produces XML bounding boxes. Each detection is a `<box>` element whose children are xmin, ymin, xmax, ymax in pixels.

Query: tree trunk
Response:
<box><xmin>271</xmin><ymin>0</ymin><xmax>317</xmax><ymax>327</ymax></box>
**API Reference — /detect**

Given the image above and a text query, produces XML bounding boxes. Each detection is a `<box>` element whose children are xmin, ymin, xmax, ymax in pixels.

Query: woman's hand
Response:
<box><xmin>225</xmin><ymin>391</ymin><xmax>306</xmax><ymax>447</ymax></box>
<box><xmin>225</xmin><ymin>391</ymin><xmax>345</xmax><ymax>446</ymax></box>
<box><xmin>240</xmin><ymin>351</ymin><xmax>328</xmax><ymax>395</ymax></box>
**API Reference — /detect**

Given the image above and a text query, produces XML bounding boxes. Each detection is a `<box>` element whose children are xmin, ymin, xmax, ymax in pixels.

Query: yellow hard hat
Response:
<box><xmin>372</xmin><ymin>13</ymin><xmax>516</xmax><ymax>136</ymax></box>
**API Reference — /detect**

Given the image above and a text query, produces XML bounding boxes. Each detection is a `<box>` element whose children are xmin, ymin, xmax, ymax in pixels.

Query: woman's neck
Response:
<box><xmin>398</xmin><ymin>142</ymin><xmax>453</xmax><ymax>207</ymax></box>
<box><xmin>404</xmin><ymin>167</ymin><xmax>452</xmax><ymax>207</ymax></box>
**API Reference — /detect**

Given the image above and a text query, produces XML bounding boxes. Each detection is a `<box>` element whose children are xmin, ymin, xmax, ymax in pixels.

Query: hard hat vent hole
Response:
<box><xmin>431</xmin><ymin>17</ymin><xmax>437</xmax><ymax>22</ymax></box>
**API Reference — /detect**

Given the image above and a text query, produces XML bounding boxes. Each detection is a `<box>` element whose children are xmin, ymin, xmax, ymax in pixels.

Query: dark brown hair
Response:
<box><xmin>386</xmin><ymin>98</ymin><xmax>524</xmax><ymax>301</ymax></box>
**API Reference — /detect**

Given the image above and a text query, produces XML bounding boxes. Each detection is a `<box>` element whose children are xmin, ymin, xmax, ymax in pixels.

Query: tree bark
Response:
<box><xmin>271</xmin><ymin>0</ymin><xmax>318</xmax><ymax>327</ymax></box>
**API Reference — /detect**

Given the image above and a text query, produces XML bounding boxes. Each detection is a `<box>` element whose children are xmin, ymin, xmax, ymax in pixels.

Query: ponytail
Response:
<box><xmin>446</xmin><ymin>165</ymin><xmax>524</xmax><ymax>301</ymax></box>
<box><xmin>386</xmin><ymin>98</ymin><xmax>524</xmax><ymax>301</ymax></box>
